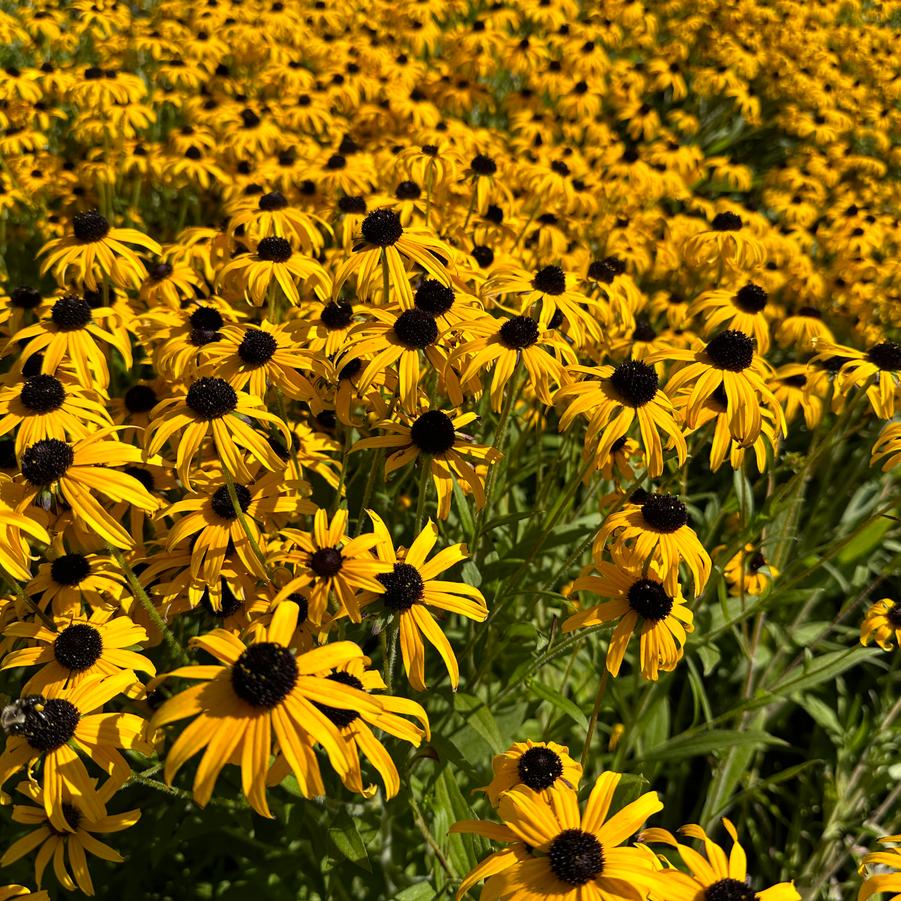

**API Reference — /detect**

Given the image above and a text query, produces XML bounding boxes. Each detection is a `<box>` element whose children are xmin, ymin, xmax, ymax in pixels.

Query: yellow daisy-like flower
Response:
<box><xmin>858</xmin><ymin>834</ymin><xmax>901</xmax><ymax>901</ymax></box>
<box><xmin>639</xmin><ymin>818</ymin><xmax>800</xmax><ymax>901</ymax></box>
<box><xmin>722</xmin><ymin>544</ymin><xmax>779</xmax><ymax>598</ymax></box>
<box><xmin>216</xmin><ymin>236</ymin><xmax>330</xmax><ymax>308</ymax></box>
<box><xmin>688</xmin><ymin>282</ymin><xmax>774</xmax><ymax>353</ymax></box>
<box><xmin>338</xmin><ymin>306</ymin><xmax>461</xmax><ymax>412</ymax></box>
<box><xmin>150</xmin><ymin>601</ymin><xmax>383</xmax><ymax>818</ymax></box>
<box><xmin>357</xmin><ymin>515</ymin><xmax>488</xmax><ymax>691</ymax></box>
<box><xmin>38</xmin><ymin>209</ymin><xmax>160</xmax><ymax>291</ymax></box>
<box><xmin>11</xmin><ymin>294</ymin><xmax>133</xmax><ymax>390</ymax></box>
<box><xmin>1</xmin><ymin>609</ymin><xmax>153</xmax><ymax>695</ymax></box>
<box><xmin>0</xmin><ymin>778</ymin><xmax>139</xmax><ymax>896</ymax></box>
<box><xmin>14</xmin><ymin>432</ymin><xmax>159</xmax><ymax>550</ymax></box>
<box><xmin>352</xmin><ymin>409</ymin><xmax>501</xmax><ymax>520</ymax></box>
<box><xmin>331</xmin><ymin>207</ymin><xmax>453</xmax><ymax>308</ymax></box>
<box><xmin>649</xmin><ymin>329</ymin><xmax>785</xmax><ymax>447</ymax></box>
<box><xmin>0</xmin><ymin>373</ymin><xmax>112</xmax><ymax>456</ymax></box>
<box><xmin>563</xmin><ymin>547</ymin><xmax>693</xmax><ymax>680</ymax></box>
<box><xmin>872</xmin><ymin>422</ymin><xmax>901</xmax><ymax>471</ymax></box>
<box><xmin>143</xmin><ymin>376</ymin><xmax>290</xmax><ymax>489</ymax></box>
<box><xmin>451</xmin><ymin>313</ymin><xmax>576</xmax><ymax>412</ymax></box>
<box><xmin>268</xmin><ymin>654</ymin><xmax>429</xmax><ymax>799</ymax></box>
<box><xmin>272</xmin><ymin>507</ymin><xmax>389</xmax><ymax>624</ymax></box>
<box><xmin>164</xmin><ymin>466</ymin><xmax>310</xmax><ymax>588</ymax></box>
<box><xmin>202</xmin><ymin>319</ymin><xmax>329</xmax><ymax>400</ymax></box>
<box><xmin>859</xmin><ymin>598</ymin><xmax>901</xmax><ymax>651</ymax></box>
<box><xmin>478</xmin><ymin>740</ymin><xmax>582</xmax><ymax>807</ymax></box>
<box><xmin>0</xmin><ymin>671</ymin><xmax>151</xmax><ymax>832</ymax></box>
<box><xmin>451</xmin><ymin>771</ymin><xmax>669</xmax><ymax>901</ymax></box>
<box><xmin>813</xmin><ymin>339</ymin><xmax>901</xmax><ymax>419</ymax></box>
<box><xmin>555</xmin><ymin>360</ymin><xmax>686</xmax><ymax>479</ymax></box>
<box><xmin>594</xmin><ymin>491</ymin><xmax>711</xmax><ymax>594</ymax></box>
<box><xmin>681</xmin><ymin>210</ymin><xmax>766</xmax><ymax>271</ymax></box>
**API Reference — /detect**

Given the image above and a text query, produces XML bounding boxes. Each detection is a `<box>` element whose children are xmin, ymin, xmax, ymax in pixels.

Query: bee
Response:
<box><xmin>1</xmin><ymin>695</ymin><xmax>47</xmax><ymax>738</ymax></box>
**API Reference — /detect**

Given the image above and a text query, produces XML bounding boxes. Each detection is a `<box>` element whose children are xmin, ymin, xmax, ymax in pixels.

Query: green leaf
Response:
<box><xmin>529</xmin><ymin>680</ymin><xmax>589</xmax><ymax>729</ymax></box>
<box><xmin>837</xmin><ymin>516</ymin><xmax>893</xmax><ymax>564</ymax></box>
<box><xmin>328</xmin><ymin>810</ymin><xmax>371</xmax><ymax>872</ymax></box>
<box><xmin>700</xmin><ymin>711</ymin><xmax>769</xmax><ymax>825</ymax></box>
<box><xmin>765</xmin><ymin>647</ymin><xmax>881</xmax><ymax>700</ymax></box>
<box><xmin>640</xmin><ymin>727</ymin><xmax>785</xmax><ymax>763</ymax></box>
<box><xmin>454</xmin><ymin>693</ymin><xmax>504</xmax><ymax>753</ymax></box>
<box><xmin>394</xmin><ymin>883</ymin><xmax>437</xmax><ymax>901</ymax></box>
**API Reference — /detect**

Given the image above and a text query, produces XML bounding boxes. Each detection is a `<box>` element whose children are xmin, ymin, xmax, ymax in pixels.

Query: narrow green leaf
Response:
<box><xmin>640</xmin><ymin>727</ymin><xmax>785</xmax><ymax>763</ymax></box>
<box><xmin>766</xmin><ymin>647</ymin><xmax>881</xmax><ymax>700</ymax></box>
<box><xmin>529</xmin><ymin>680</ymin><xmax>589</xmax><ymax>729</ymax></box>
<box><xmin>454</xmin><ymin>693</ymin><xmax>504</xmax><ymax>753</ymax></box>
<box><xmin>328</xmin><ymin>810</ymin><xmax>371</xmax><ymax>872</ymax></box>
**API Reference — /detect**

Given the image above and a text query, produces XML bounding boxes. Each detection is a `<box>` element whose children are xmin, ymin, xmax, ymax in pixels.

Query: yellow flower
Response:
<box><xmin>38</xmin><ymin>209</ymin><xmax>160</xmax><ymax>291</ymax></box>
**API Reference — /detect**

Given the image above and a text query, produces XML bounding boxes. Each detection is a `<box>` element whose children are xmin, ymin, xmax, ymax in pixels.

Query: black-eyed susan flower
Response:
<box><xmin>555</xmin><ymin>360</ymin><xmax>686</xmax><ymax>479</ymax></box>
<box><xmin>640</xmin><ymin>819</ymin><xmax>800</xmax><ymax>901</ymax></box>
<box><xmin>202</xmin><ymin>319</ymin><xmax>328</xmax><ymax>401</ymax></box>
<box><xmin>451</xmin><ymin>314</ymin><xmax>575</xmax><ymax>412</ymax></box>
<box><xmin>15</xmin><ymin>432</ymin><xmax>158</xmax><ymax>549</ymax></box>
<box><xmin>151</xmin><ymin>601</ymin><xmax>383</xmax><ymax>816</ymax></box>
<box><xmin>352</xmin><ymin>410</ymin><xmax>501</xmax><ymax>519</ymax></box>
<box><xmin>858</xmin><ymin>834</ymin><xmax>901</xmax><ymax>901</ymax></box>
<box><xmin>356</xmin><ymin>515</ymin><xmax>487</xmax><ymax>691</ymax></box>
<box><xmin>813</xmin><ymin>339</ymin><xmax>901</xmax><ymax>419</ymax></box>
<box><xmin>165</xmin><ymin>465</ymin><xmax>312</xmax><ymax>590</ymax></box>
<box><xmin>280</xmin><ymin>654</ymin><xmax>430</xmax><ymax>799</ymax></box>
<box><xmin>143</xmin><ymin>376</ymin><xmax>290</xmax><ymax>489</ymax></box>
<box><xmin>138</xmin><ymin>258</ymin><xmax>206</xmax><ymax>310</ymax></box>
<box><xmin>872</xmin><ymin>422</ymin><xmax>901</xmax><ymax>472</ymax></box>
<box><xmin>338</xmin><ymin>307</ymin><xmax>460</xmax><ymax>412</ymax></box>
<box><xmin>11</xmin><ymin>294</ymin><xmax>133</xmax><ymax>390</ymax></box>
<box><xmin>689</xmin><ymin>282</ymin><xmax>774</xmax><ymax>353</ymax></box>
<box><xmin>478</xmin><ymin>740</ymin><xmax>582</xmax><ymax>807</ymax></box>
<box><xmin>0</xmin><ymin>671</ymin><xmax>151</xmax><ymax>832</ymax></box>
<box><xmin>216</xmin><ymin>236</ymin><xmax>330</xmax><ymax>309</ymax></box>
<box><xmin>859</xmin><ymin>598</ymin><xmax>901</xmax><ymax>651</ymax></box>
<box><xmin>651</xmin><ymin>330</ymin><xmax>785</xmax><ymax>447</ymax></box>
<box><xmin>594</xmin><ymin>491</ymin><xmax>711</xmax><ymax>594</ymax></box>
<box><xmin>0</xmin><ymin>778</ymin><xmax>139</xmax><ymax>896</ymax></box>
<box><xmin>486</xmin><ymin>263</ymin><xmax>602</xmax><ymax>343</ymax></box>
<box><xmin>563</xmin><ymin>547</ymin><xmax>693</xmax><ymax>680</ymax></box>
<box><xmin>451</xmin><ymin>771</ymin><xmax>670</xmax><ymax>900</ymax></box>
<box><xmin>722</xmin><ymin>545</ymin><xmax>779</xmax><ymax>598</ymax></box>
<box><xmin>331</xmin><ymin>208</ymin><xmax>453</xmax><ymax>308</ymax></box>
<box><xmin>0</xmin><ymin>374</ymin><xmax>111</xmax><ymax>456</ymax></box>
<box><xmin>272</xmin><ymin>508</ymin><xmax>389</xmax><ymax>624</ymax></box>
<box><xmin>228</xmin><ymin>190</ymin><xmax>329</xmax><ymax>254</ymax></box>
<box><xmin>1</xmin><ymin>610</ymin><xmax>153</xmax><ymax>695</ymax></box>
<box><xmin>38</xmin><ymin>209</ymin><xmax>160</xmax><ymax>291</ymax></box>
<box><xmin>681</xmin><ymin>210</ymin><xmax>766</xmax><ymax>272</ymax></box>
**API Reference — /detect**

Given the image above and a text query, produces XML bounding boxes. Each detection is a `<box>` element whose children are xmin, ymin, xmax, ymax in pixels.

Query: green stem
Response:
<box><xmin>581</xmin><ymin>669</ymin><xmax>609</xmax><ymax>769</ymax></box>
<box><xmin>414</xmin><ymin>461</ymin><xmax>430</xmax><ymax>534</ymax></box>
<box><xmin>2</xmin><ymin>571</ymin><xmax>56</xmax><ymax>631</ymax></box>
<box><xmin>470</xmin><ymin>362</ymin><xmax>520</xmax><ymax>561</ymax></box>
<box><xmin>109</xmin><ymin>546</ymin><xmax>191</xmax><ymax>667</ymax></box>
<box><xmin>223</xmin><ymin>468</ymin><xmax>272</xmax><ymax>582</ymax></box>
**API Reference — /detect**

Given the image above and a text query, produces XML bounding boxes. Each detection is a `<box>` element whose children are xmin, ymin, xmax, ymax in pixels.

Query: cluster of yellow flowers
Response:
<box><xmin>0</xmin><ymin>0</ymin><xmax>898</xmax><ymax>897</ymax></box>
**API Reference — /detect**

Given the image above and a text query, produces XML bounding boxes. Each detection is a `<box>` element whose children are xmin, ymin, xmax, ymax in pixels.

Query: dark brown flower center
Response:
<box><xmin>517</xmin><ymin>746</ymin><xmax>564</xmax><ymax>790</ymax></box>
<box><xmin>231</xmin><ymin>642</ymin><xmax>298</xmax><ymax>708</ymax></box>
<box><xmin>548</xmin><ymin>829</ymin><xmax>604</xmax><ymax>886</ymax></box>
